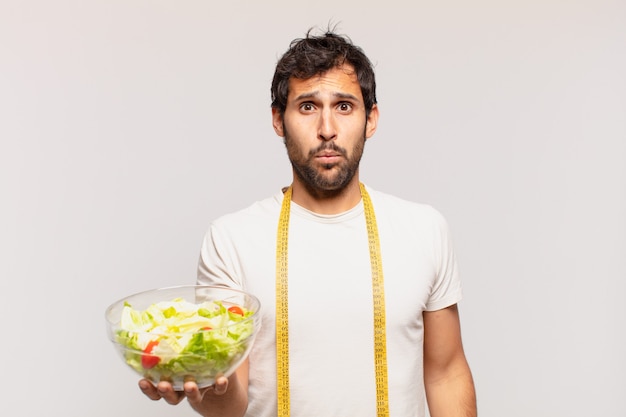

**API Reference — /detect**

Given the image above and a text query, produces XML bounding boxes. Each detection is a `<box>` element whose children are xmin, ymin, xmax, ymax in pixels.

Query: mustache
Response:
<box><xmin>309</xmin><ymin>142</ymin><xmax>348</xmax><ymax>158</ymax></box>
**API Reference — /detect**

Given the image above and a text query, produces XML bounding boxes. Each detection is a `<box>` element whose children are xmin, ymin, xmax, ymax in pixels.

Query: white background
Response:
<box><xmin>1</xmin><ymin>1</ymin><xmax>625</xmax><ymax>416</ymax></box>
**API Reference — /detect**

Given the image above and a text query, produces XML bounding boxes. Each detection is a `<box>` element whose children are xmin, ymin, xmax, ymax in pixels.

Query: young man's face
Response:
<box><xmin>272</xmin><ymin>64</ymin><xmax>378</xmax><ymax>193</ymax></box>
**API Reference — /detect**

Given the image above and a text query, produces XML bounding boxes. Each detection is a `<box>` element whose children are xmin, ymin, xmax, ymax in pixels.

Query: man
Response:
<box><xmin>139</xmin><ymin>29</ymin><xmax>476</xmax><ymax>417</ymax></box>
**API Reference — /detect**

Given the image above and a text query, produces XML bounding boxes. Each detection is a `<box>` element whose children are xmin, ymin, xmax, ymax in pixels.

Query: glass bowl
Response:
<box><xmin>105</xmin><ymin>285</ymin><xmax>261</xmax><ymax>390</ymax></box>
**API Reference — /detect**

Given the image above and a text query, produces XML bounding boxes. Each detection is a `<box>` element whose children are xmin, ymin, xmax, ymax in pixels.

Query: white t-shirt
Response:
<box><xmin>197</xmin><ymin>185</ymin><xmax>462</xmax><ymax>417</ymax></box>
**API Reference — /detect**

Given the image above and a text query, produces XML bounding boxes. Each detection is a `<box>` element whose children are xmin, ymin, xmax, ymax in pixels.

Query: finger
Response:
<box><xmin>139</xmin><ymin>379</ymin><xmax>162</xmax><ymax>401</ymax></box>
<box><xmin>213</xmin><ymin>375</ymin><xmax>229</xmax><ymax>396</ymax></box>
<box><xmin>183</xmin><ymin>381</ymin><xmax>203</xmax><ymax>405</ymax></box>
<box><xmin>156</xmin><ymin>381</ymin><xmax>185</xmax><ymax>405</ymax></box>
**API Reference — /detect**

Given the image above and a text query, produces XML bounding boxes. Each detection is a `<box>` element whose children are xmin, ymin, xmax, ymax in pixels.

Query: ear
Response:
<box><xmin>272</xmin><ymin>108</ymin><xmax>285</xmax><ymax>137</ymax></box>
<box><xmin>365</xmin><ymin>104</ymin><xmax>379</xmax><ymax>139</ymax></box>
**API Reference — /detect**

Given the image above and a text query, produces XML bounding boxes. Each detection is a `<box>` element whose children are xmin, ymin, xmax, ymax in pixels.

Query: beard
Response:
<box><xmin>283</xmin><ymin>125</ymin><xmax>366</xmax><ymax>194</ymax></box>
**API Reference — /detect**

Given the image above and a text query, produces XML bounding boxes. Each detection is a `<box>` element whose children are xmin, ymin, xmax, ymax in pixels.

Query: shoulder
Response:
<box><xmin>216</xmin><ymin>191</ymin><xmax>282</xmax><ymax>222</ymax></box>
<box><xmin>365</xmin><ymin>185</ymin><xmax>448</xmax><ymax>227</ymax></box>
<box><xmin>199</xmin><ymin>191</ymin><xmax>285</xmax><ymax>258</ymax></box>
<box><xmin>207</xmin><ymin>191</ymin><xmax>284</xmax><ymax>238</ymax></box>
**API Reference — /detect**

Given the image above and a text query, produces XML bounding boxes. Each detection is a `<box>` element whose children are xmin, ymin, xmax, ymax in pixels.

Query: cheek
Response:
<box><xmin>285</xmin><ymin>122</ymin><xmax>313</xmax><ymax>146</ymax></box>
<box><xmin>283</xmin><ymin>130</ymin><xmax>303</xmax><ymax>158</ymax></box>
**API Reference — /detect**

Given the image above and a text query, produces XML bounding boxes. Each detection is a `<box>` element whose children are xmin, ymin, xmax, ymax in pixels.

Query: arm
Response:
<box><xmin>139</xmin><ymin>358</ymin><xmax>249</xmax><ymax>417</ymax></box>
<box><xmin>423</xmin><ymin>304</ymin><xmax>476</xmax><ymax>417</ymax></box>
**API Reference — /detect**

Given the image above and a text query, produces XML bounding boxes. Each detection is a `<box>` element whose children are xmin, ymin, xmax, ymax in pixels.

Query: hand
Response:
<box><xmin>139</xmin><ymin>376</ymin><xmax>230</xmax><ymax>413</ymax></box>
<box><xmin>138</xmin><ymin>360</ymin><xmax>248</xmax><ymax>417</ymax></box>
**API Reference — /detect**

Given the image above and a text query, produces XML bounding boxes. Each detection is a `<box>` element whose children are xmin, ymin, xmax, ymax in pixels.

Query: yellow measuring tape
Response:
<box><xmin>275</xmin><ymin>183</ymin><xmax>389</xmax><ymax>416</ymax></box>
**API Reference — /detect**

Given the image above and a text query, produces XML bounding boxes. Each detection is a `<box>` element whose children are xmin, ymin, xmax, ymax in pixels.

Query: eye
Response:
<box><xmin>300</xmin><ymin>102</ymin><xmax>315</xmax><ymax>112</ymax></box>
<box><xmin>337</xmin><ymin>102</ymin><xmax>353</xmax><ymax>113</ymax></box>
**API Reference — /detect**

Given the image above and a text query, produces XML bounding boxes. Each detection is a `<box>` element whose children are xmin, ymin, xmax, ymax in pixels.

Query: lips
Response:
<box><xmin>316</xmin><ymin>151</ymin><xmax>341</xmax><ymax>158</ymax></box>
<box><xmin>309</xmin><ymin>144</ymin><xmax>346</xmax><ymax>166</ymax></box>
<box><xmin>313</xmin><ymin>143</ymin><xmax>345</xmax><ymax>157</ymax></box>
<box><xmin>315</xmin><ymin>151</ymin><xmax>343</xmax><ymax>166</ymax></box>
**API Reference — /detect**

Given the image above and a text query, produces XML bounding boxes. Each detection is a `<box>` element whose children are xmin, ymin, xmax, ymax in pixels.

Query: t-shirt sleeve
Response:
<box><xmin>197</xmin><ymin>222</ymin><xmax>243</xmax><ymax>289</ymax></box>
<box><xmin>424</xmin><ymin>209</ymin><xmax>463</xmax><ymax>311</ymax></box>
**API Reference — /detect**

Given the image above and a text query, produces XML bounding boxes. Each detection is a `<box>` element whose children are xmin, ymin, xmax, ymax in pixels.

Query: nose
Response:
<box><xmin>318</xmin><ymin>108</ymin><xmax>337</xmax><ymax>141</ymax></box>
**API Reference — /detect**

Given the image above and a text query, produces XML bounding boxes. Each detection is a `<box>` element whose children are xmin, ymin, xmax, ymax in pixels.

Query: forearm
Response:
<box><xmin>190</xmin><ymin>361</ymin><xmax>250</xmax><ymax>417</ymax></box>
<box><xmin>425</xmin><ymin>361</ymin><xmax>476</xmax><ymax>417</ymax></box>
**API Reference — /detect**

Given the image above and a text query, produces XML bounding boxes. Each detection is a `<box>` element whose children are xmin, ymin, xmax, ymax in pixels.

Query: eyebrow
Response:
<box><xmin>293</xmin><ymin>91</ymin><xmax>360</xmax><ymax>102</ymax></box>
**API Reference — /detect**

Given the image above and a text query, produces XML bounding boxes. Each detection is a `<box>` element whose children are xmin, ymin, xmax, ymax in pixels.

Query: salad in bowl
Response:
<box><xmin>105</xmin><ymin>285</ymin><xmax>261</xmax><ymax>390</ymax></box>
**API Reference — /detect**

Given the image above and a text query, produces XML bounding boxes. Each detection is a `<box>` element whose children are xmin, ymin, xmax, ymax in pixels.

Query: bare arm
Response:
<box><xmin>139</xmin><ymin>358</ymin><xmax>249</xmax><ymax>417</ymax></box>
<box><xmin>423</xmin><ymin>304</ymin><xmax>476</xmax><ymax>417</ymax></box>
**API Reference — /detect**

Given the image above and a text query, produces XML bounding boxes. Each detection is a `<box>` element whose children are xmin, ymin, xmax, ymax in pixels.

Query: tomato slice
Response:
<box><xmin>141</xmin><ymin>340</ymin><xmax>160</xmax><ymax>369</ymax></box>
<box><xmin>228</xmin><ymin>305</ymin><xmax>244</xmax><ymax>316</ymax></box>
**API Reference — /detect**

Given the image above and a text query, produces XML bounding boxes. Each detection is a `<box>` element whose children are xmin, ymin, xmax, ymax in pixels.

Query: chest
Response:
<box><xmin>242</xmin><ymin>214</ymin><xmax>437</xmax><ymax>336</ymax></box>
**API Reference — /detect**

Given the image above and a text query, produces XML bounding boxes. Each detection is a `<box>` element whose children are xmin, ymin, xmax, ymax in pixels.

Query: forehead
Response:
<box><xmin>287</xmin><ymin>64</ymin><xmax>363</xmax><ymax>101</ymax></box>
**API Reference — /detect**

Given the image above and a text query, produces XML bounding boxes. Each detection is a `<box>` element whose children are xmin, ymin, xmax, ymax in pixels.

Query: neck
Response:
<box><xmin>289</xmin><ymin>176</ymin><xmax>362</xmax><ymax>215</ymax></box>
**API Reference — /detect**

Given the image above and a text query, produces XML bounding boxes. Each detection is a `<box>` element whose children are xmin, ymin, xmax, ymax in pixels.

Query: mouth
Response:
<box><xmin>315</xmin><ymin>151</ymin><xmax>342</xmax><ymax>164</ymax></box>
<box><xmin>309</xmin><ymin>143</ymin><xmax>347</xmax><ymax>167</ymax></box>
